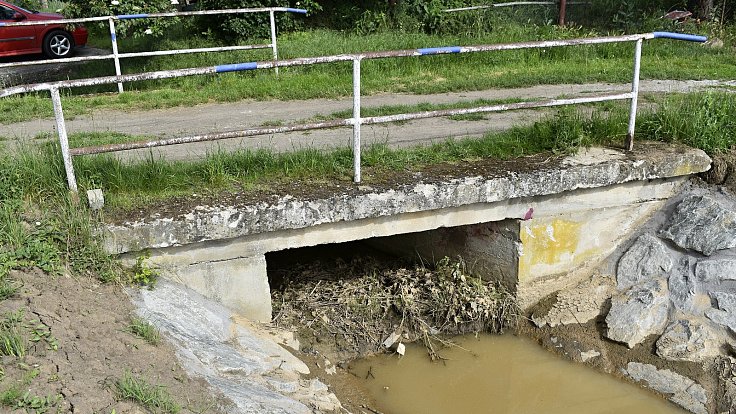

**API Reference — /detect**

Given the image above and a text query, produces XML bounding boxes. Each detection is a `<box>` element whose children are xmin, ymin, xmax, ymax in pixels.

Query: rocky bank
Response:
<box><xmin>531</xmin><ymin>180</ymin><xmax>736</xmax><ymax>414</ymax></box>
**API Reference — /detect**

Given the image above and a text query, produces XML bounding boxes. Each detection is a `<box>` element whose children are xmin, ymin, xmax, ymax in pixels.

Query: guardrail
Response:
<box><xmin>0</xmin><ymin>7</ymin><xmax>307</xmax><ymax>92</ymax></box>
<box><xmin>0</xmin><ymin>31</ymin><xmax>706</xmax><ymax>193</ymax></box>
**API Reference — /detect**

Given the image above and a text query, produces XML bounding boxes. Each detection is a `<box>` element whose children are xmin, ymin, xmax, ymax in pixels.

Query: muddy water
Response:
<box><xmin>351</xmin><ymin>334</ymin><xmax>685</xmax><ymax>414</ymax></box>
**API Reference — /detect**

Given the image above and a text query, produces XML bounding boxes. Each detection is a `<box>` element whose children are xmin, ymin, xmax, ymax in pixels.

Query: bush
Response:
<box><xmin>195</xmin><ymin>0</ymin><xmax>321</xmax><ymax>40</ymax></box>
<box><xmin>65</xmin><ymin>0</ymin><xmax>179</xmax><ymax>38</ymax></box>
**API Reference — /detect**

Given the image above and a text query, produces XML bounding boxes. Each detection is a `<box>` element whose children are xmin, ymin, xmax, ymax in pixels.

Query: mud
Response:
<box><xmin>0</xmin><ymin>269</ymin><xmax>230</xmax><ymax>413</ymax></box>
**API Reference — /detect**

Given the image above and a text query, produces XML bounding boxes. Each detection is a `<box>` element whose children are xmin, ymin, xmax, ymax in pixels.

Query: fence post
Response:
<box><xmin>109</xmin><ymin>17</ymin><xmax>124</xmax><ymax>93</ymax></box>
<box><xmin>352</xmin><ymin>57</ymin><xmax>362</xmax><ymax>183</ymax></box>
<box><xmin>625</xmin><ymin>38</ymin><xmax>643</xmax><ymax>151</ymax></box>
<box><xmin>558</xmin><ymin>0</ymin><xmax>567</xmax><ymax>26</ymax></box>
<box><xmin>50</xmin><ymin>88</ymin><xmax>78</xmax><ymax>193</ymax></box>
<box><xmin>269</xmin><ymin>9</ymin><xmax>279</xmax><ymax>75</ymax></box>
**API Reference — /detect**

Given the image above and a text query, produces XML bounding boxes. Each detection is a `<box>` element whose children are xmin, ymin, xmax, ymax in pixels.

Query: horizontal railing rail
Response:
<box><xmin>0</xmin><ymin>31</ymin><xmax>706</xmax><ymax>194</ymax></box>
<box><xmin>0</xmin><ymin>7</ymin><xmax>307</xmax><ymax>91</ymax></box>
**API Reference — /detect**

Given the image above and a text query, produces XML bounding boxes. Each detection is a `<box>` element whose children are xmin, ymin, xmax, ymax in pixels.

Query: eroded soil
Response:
<box><xmin>0</xmin><ymin>269</ymin><xmax>230</xmax><ymax>413</ymax></box>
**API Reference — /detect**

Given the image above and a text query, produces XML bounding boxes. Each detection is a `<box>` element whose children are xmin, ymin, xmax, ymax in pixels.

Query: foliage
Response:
<box><xmin>194</xmin><ymin>0</ymin><xmax>321</xmax><ymax>40</ymax></box>
<box><xmin>0</xmin><ymin>145</ymin><xmax>119</xmax><ymax>284</ymax></box>
<box><xmin>65</xmin><ymin>0</ymin><xmax>179</xmax><ymax>38</ymax></box>
<box><xmin>129</xmin><ymin>316</ymin><xmax>161</xmax><ymax>345</ymax></box>
<box><xmin>116</xmin><ymin>372</ymin><xmax>180</xmax><ymax>414</ymax></box>
<box><xmin>130</xmin><ymin>252</ymin><xmax>159</xmax><ymax>289</ymax></box>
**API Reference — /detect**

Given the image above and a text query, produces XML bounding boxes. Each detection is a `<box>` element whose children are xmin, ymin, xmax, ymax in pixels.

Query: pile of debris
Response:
<box><xmin>272</xmin><ymin>257</ymin><xmax>519</xmax><ymax>360</ymax></box>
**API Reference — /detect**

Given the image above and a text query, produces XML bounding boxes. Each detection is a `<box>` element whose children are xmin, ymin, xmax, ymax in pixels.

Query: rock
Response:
<box><xmin>616</xmin><ymin>234</ymin><xmax>673</xmax><ymax>290</ymax></box>
<box><xmin>695</xmin><ymin>259</ymin><xmax>736</xmax><ymax>282</ymax></box>
<box><xmin>86</xmin><ymin>188</ymin><xmax>104</xmax><ymax>211</ymax></box>
<box><xmin>532</xmin><ymin>274</ymin><xmax>615</xmax><ymax>328</ymax></box>
<box><xmin>669</xmin><ymin>257</ymin><xmax>698</xmax><ymax>314</ymax></box>
<box><xmin>656</xmin><ymin>319</ymin><xmax>720</xmax><ymax>363</ymax></box>
<box><xmin>580</xmin><ymin>350</ymin><xmax>601</xmax><ymax>362</ymax></box>
<box><xmin>134</xmin><ymin>280</ymin><xmax>343</xmax><ymax>414</ymax></box>
<box><xmin>705</xmin><ymin>292</ymin><xmax>736</xmax><ymax>335</ymax></box>
<box><xmin>605</xmin><ymin>279</ymin><xmax>670</xmax><ymax>348</ymax></box>
<box><xmin>624</xmin><ymin>362</ymin><xmax>708</xmax><ymax>414</ymax></box>
<box><xmin>660</xmin><ymin>195</ymin><xmax>736</xmax><ymax>256</ymax></box>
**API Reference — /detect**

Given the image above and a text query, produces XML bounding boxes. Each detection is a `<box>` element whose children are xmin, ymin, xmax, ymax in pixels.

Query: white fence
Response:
<box><xmin>0</xmin><ymin>7</ymin><xmax>307</xmax><ymax>91</ymax></box>
<box><xmin>0</xmin><ymin>31</ymin><xmax>707</xmax><ymax>192</ymax></box>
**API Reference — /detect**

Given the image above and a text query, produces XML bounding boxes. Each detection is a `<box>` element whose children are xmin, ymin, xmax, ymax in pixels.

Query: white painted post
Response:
<box><xmin>625</xmin><ymin>38</ymin><xmax>643</xmax><ymax>151</ymax></box>
<box><xmin>352</xmin><ymin>57</ymin><xmax>362</xmax><ymax>183</ymax></box>
<box><xmin>50</xmin><ymin>88</ymin><xmax>78</xmax><ymax>193</ymax></box>
<box><xmin>109</xmin><ymin>17</ymin><xmax>124</xmax><ymax>93</ymax></box>
<box><xmin>269</xmin><ymin>10</ymin><xmax>279</xmax><ymax>76</ymax></box>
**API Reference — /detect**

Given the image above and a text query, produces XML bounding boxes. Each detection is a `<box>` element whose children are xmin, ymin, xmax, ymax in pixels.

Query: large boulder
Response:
<box><xmin>655</xmin><ymin>318</ymin><xmax>721</xmax><ymax>363</ymax></box>
<box><xmin>624</xmin><ymin>362</ymin><xmax>708</xmax><ymax>414</ymax></box>
<box><xmin>616</xmin><ymin>234</ymin><xmax>673</xmax><ymax>290</ymax></box>
<box><xmin>660</xmin><ymin>195</ymin><xmax>736</xmax><ymax>256</ymax></box>
<box><xmin>605</xmin><ymin>279</ymin><xmax>670</xmax><ymax>348</ymax></box>
<box><xmin>695</xmin><ymin>259</ymin><xmax>736</xmax><ymax>282</ymax></box>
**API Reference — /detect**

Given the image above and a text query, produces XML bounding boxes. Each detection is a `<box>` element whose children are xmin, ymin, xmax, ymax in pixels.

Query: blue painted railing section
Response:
<box><xmin>653</xmin><ymin>32</ymin><xmax>707</xmax><ymax>42</ymax></box>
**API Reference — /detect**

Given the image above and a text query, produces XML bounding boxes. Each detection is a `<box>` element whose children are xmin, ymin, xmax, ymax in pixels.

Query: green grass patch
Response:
<box><xmin>116</xmin><ymin>372</ymin><xmax>180</xmax><ymax>414</ymax></box>
<box><xmin>129</xmin><ymin>317</ymin><xmax>161</xmax><ymax>346</ymax></box>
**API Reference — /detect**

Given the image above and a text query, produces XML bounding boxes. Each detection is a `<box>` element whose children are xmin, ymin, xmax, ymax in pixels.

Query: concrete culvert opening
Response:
<box><xmin>265</xmin><ymin>232</ymin><xmax>520</xmax><ymax>362</ymax></box>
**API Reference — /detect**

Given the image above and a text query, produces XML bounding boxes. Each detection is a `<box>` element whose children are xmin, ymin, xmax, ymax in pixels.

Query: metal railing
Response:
<box><xmin>0</xmin><ymin>31</ymin><xmax>706</xmax><ymax>193</ymax></box>
<box><xmin>0</xmin><ymin>7</ymin><xmax>307</xmax><ymax>92</ymax></box>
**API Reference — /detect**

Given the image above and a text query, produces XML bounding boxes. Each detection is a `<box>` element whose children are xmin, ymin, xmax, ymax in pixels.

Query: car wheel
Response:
<box><xmin>42</xmin><ymin>30</ymin><xmax>75</xmax><ymax>59</ymax></box>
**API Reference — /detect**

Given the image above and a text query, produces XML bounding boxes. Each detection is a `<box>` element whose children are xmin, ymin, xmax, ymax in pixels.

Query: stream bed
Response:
<box><xmin>350</xmin><ymin>334</ymin><xmax>685</xmax><ymax>414</ymax></box>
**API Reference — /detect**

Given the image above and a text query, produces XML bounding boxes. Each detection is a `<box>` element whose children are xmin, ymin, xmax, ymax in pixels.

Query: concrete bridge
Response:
<box><xmin>104</xmin><ymin>143</ymin><xmax>710</xmax><ymax>322</ymax></box>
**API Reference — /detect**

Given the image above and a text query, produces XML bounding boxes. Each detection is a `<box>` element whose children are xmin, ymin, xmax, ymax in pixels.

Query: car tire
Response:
<box><xmin>42</xmin><ymin>30</ymin><xmax>75</xmax><ymax>59</ymax></box>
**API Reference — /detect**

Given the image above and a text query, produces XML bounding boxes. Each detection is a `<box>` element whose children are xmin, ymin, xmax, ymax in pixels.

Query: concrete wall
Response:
<box><xmin>110</xmin><ymin>145</ymin><xmax>711</xmax><ymax>321</ymax></box>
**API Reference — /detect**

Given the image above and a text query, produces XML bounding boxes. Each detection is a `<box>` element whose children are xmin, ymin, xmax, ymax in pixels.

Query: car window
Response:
<box><xmin>0</xmin><ymin>6</ymin><xmax>15</xmax><ymax>20</ymax></box>
<box><xmin>0</xmin><ymin>6</ymin><xmax>16</xmax><ymax>20</ymax></box>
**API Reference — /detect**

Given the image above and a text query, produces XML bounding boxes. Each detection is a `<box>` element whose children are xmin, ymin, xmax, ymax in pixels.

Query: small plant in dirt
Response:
<box><xmin>0</xmin><ymin>310</ymin><xmax>27</xmax><ymax>358</ymax></box>
<box><xmin>130</xmin><ymin>252</ymin><xmax>159</xmax><ymax>289</ymax></box>
<box><xmin>116</xmin><ymin>371</ymin><xmax>181</xmax><ymax>414</ymax></box>
<box><xmin>273</xmin><ymin>256</ymin><xmax>519</xmax><ymax>360</ymax></box>
<box><xmin>128</xmin><ymin>317</ymin><xmax>161</xmax><ymax>346</ymax></box>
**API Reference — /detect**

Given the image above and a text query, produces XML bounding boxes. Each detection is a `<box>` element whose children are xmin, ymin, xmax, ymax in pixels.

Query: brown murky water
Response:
<box><xmin>351</xmin><ymin>334</ymin><xmax>685</xmax><ymax>414</ymax></box>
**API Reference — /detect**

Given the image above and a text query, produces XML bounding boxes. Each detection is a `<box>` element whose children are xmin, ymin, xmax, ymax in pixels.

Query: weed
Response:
<box><xmin>130</xmin><ymin>252</ymin><xmax>159</xmax><ymax>289</ymax></box>
<box><xmin>0</xmin><ymin>310</ymin><xmax>26</xmax><ymax>357</ymax></box>
<box><xmin>0</xmin><ymin>386</ymin><xmax>21</xmax><ymax>407</ymax></box>
<box><xmin>27</xmin><ymin>320</ymin><xmax>58</xmax><ymax>351</ymax></box>
<box><xmin>116</xmin><ymin>372</ymin><xmax>181</xmax><ymax>414</ymax></box>
<box><xmin>16</xmin><ymin>392</ymin><xmax>61</xmax><ymax>413</ymax></box>
<box><xmin>129</xmin><ymin>317</ymin><xmax>161</xmax><ymax>346</ymax></box>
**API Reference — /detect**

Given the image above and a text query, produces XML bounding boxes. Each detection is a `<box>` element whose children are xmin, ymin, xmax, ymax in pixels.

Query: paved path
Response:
<box><xmin>2</xmin><ymin>79</ymin><xmax>734</xmax><ymax>161</ymax></box>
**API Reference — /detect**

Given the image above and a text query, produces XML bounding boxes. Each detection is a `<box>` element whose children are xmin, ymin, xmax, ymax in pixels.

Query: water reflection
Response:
<box><xmin>351</xmin><ymin>335</ymin><xmax>685</xmax><ymax>414</ymax></box>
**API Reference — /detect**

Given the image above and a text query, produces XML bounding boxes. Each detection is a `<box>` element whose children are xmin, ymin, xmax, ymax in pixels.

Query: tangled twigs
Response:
<box><xmin>272</xmin><ymin>256</ymin><xmax>520</xmax><ymax>359</ymax></box>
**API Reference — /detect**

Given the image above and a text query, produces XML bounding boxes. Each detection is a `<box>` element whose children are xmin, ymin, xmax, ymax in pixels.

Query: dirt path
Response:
<box><xmin>1</xmin><ymin>79</ymin><xmax>734</xmax><ymax>161</ymax></box>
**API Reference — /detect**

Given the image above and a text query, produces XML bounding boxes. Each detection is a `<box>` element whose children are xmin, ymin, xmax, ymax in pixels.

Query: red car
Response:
<box><xmin>0</xmin><ymin>0</ymin><xmax>88</xmax><ymax>59</ymax></box>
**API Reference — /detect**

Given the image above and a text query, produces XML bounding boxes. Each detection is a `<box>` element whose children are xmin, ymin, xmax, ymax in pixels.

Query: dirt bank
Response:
<box><xmin>0</xmin><ymin>269</ymin><xmax>231</xmax><ymax>413</ymax></box>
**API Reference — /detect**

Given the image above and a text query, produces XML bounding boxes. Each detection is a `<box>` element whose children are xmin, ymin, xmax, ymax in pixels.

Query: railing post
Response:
<box><xmin>109</xmin><ymin>17</ymin><xmax>124</xmax><ymax>93</ymax></box>
<box><xmin>269</xmin><ymin>9</ymin><xmax>279</xmax><ymax>76</ymax></box>
<box><xmin>50</xmin><ymin>88</ymin><xmax>78</xmax><ymax>193</ymax></box>
<box><xmin>625</xmin><ymin>38</ymin><xmax>643</xmax><ymax>151</ymax></box>
<box><xmin>352</xmin><ymin>57</ymin><xmax>362</xmax><ymax>183</ymax></box>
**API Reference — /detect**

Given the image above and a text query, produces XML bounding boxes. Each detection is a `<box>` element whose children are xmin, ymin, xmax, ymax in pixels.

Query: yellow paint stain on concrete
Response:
<box><xmin>519</xmin><ymin>219</ymin><xmax>582</xmax><ymax>282</ymax></box>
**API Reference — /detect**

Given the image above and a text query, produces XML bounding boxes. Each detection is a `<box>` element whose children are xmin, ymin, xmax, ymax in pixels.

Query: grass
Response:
<box><xmin>1</xmin><ymin>23</ymin><xmax>735</xmax><ymax>124</ymax></box>
<box><xmin>116</xmin><ymin>372</ymin><xmax>180</xmax><ymax>414</ymax></box>
<box><xmin>0</xmin><ymin>311</ymin><xmax>26</xmax><ymax>358</ymax></box>
<box><xmin>129</xmin><ymin>317</ymin><xmax>161</xmax><ymax>346</ymax></box>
